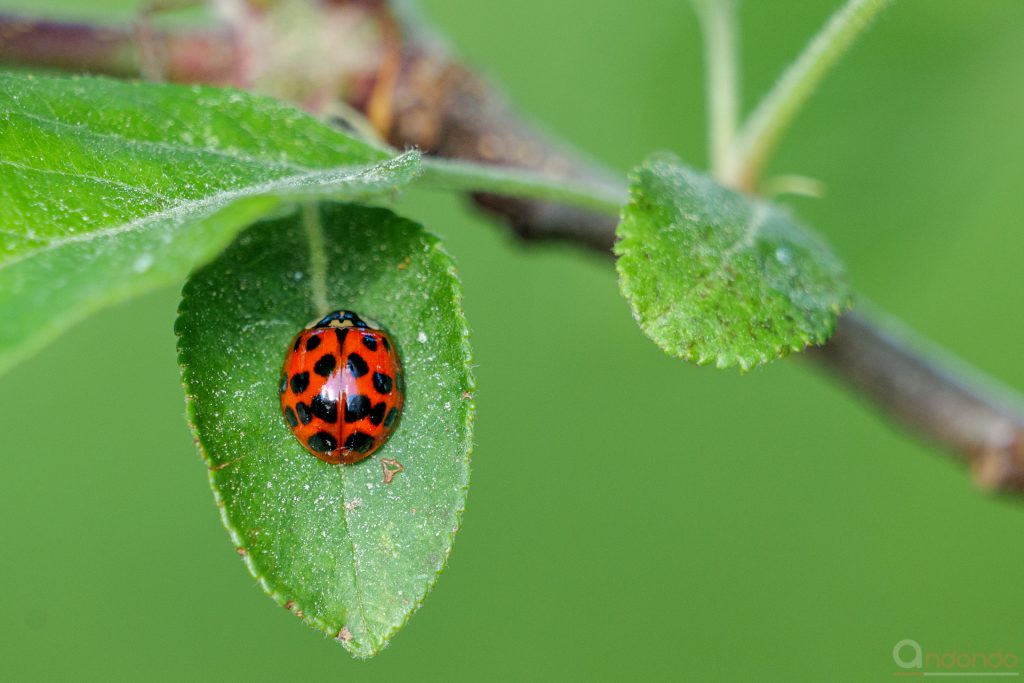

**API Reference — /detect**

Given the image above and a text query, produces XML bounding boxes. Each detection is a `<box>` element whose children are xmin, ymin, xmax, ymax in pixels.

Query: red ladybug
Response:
<box><xmin>279</xmin><ymin>310</ymin><xmax>404</xmax><ymax>465</ymax></box>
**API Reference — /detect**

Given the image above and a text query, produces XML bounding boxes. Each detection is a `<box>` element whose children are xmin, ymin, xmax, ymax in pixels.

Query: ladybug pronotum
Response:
<box><xmin>279</xmin><ymin>310</ymin><xmax>404</xmax><ymax>464</ymax></box>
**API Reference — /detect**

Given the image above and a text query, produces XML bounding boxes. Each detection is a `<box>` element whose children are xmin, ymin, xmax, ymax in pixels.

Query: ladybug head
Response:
<box><xmin>310</xmin><ymin>309</ymin><xmax>377</xmax><ymax>330</ymax></box>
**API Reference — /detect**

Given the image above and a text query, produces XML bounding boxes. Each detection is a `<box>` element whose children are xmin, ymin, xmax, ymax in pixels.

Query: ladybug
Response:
<box><xmin>279</xmin><ymin>310</ymin><xmax>404</xmax><ymax>465</ymax></box>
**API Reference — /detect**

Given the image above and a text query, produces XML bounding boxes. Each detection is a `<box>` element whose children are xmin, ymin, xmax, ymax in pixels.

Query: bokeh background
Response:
<box><xmin>1</xmin><ymin>0</ymin><xmax>1023</xmax><ymax>680</ymax></box>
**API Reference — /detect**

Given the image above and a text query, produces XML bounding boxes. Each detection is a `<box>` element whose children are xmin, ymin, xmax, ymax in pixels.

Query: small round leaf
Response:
<box><xmin>615</xmin><ymin>154</ymin><xmax>851</xmax><ymax>369</ymax></box>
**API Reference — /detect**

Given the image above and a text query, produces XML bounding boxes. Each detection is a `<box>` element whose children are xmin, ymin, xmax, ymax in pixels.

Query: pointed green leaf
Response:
<box><xmin>0</xmin><ymin>72</ymin><xmax>421</xmax><ymax>376</ymax></box>
<box><xmin>615</xmin><ymin>154</ymin><xmax>851</xmax><ymax>369</ymax></box>
<box><xmin>176</xmin><ymin>203</ymin><xmax>474</xmax><ymax>657</ymax></box>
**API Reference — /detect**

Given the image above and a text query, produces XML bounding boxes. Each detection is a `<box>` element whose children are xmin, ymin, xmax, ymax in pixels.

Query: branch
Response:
<box><xmin>0</xmin><ymin>13</ymin><xmax>242</xmax><ymax>83</ymax></box>
<box><xmin>1</xmin><ymin>2</ymin><xmax>1022</xmax><ymax>492</ymax></box>
<box><xmin>808</xmin><ymin>310</ymin><xmax>1024</xmax><ymax>491</ymax></box>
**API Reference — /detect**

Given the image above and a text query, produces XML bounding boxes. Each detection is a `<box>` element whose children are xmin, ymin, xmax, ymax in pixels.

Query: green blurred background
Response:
<box><xmin>1</xmin><ymin>0</ymin><xmax>1023</xmax><ymax>680</ymax></box>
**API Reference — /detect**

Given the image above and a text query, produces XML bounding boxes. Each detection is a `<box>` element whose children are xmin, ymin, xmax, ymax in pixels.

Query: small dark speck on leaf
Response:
<box><xmin>236</xmin><ymin>547</ymin><xmax>247</xmax><ymax>556</ymax></box>
<box><xmin>211</xmin><ymin>454</ymin><xmax>247</xmax><ymax>471</ymax></box>
<box><xmin>382</xmin><ymin>458</ymin><xmax>404</xmax><ymax>484</ymax></box>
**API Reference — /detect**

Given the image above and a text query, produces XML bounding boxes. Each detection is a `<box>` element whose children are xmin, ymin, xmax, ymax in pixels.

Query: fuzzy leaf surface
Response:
<box><xmin>615</xmin><ymin>154</ymin><xmax>850</xmax><ymax>369</ymax></box>
<box><xmin>0</xmin><ymin>73</ymin><xmax>419</xmax><ymax>375</ymax></box>
<box><xmin>177</xmin><ymin>203</ymin><xmax>474</xmax><ymax>657</ymax></box>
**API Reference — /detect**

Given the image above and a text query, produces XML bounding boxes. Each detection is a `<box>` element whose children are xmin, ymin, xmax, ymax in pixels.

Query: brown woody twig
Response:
<box><xmin>1</xmin><ymin>2</ymin><xmax>1022</xmax><ymax>491</ymax></box>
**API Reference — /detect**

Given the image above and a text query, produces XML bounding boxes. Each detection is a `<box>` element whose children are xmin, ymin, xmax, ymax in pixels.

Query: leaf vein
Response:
<box><xmin>6</xmin><ymin>107</ymin><xmax>320</xmax><ymax>173</ymax></box>
<box><xmin>301</xmin><ymin>202</ymin><xmax>369</xmax><ymax>635</ymax></box>
<box><xmin>0</xmin><ymin>165</ymin><xmax>374</xmax><ymax>269</ymax></box>
<box><xmin>0</xmin><ymin>158</ymin><xmax>172</xmax><ymax>201</ymax></box>
<box><xmin>650</xmin><ymin>202</ymin><xmax>770</xmax><ymax>327</ymax></box>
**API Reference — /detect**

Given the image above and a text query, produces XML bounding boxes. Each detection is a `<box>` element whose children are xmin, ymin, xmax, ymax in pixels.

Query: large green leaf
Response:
<box><xmin>176</xmin><ymin>203</ymin><xmax>474</xmax><ymax>658</ymax></box>
<box><xmin>615</xmin><ymin>154</ymin><xmax>851</xmax><ymax>369</ymax></box>
<box><xmin>0</xmin><ymin>73</ymin><xmax>420</xmax><ymax>376</ymax></box>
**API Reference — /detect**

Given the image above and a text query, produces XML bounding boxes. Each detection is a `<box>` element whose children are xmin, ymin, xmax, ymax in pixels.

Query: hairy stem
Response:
<box><xmin>727</xmin><ymin>0</ymin><xmax>893</xmax><ymax>191</ymax></box>
<box><xmin>692</xmin><ymin>0</ymin><xmax>741</xmax><ymax>182</ymax></box>
<box><xmin>419</xmin><ymin>158</ymin><xmax>625</xmax><ymax>217</ymax></box>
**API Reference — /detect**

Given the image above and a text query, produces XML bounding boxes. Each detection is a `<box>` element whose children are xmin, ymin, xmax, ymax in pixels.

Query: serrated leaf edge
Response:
<box><xmin>614</xmin><ymin>154</ymin><xmax>852</xmax><ymax>371</ymax></box>
<box><xmin>174</xmin><ymin>205</ymin><xmax>475</xmax><ymax>658</ymax></box>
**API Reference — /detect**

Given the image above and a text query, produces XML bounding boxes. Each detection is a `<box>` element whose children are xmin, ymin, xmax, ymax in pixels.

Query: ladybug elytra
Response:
<box><xmin>279</xmin><ymin>310</ymin><xmax>404</xmax><ymax>464</ymax></box>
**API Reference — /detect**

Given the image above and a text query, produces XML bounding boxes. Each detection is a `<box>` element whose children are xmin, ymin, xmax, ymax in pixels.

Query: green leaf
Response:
<box><xmin>615</xmin><ymin>154</ymin><xmax>851</xmax><ymax>369</ymax></box>
<box><xmin>0</xmin><ymin>72</ymin><xmax>421</xmax><ymax>376</ymax></box>
<box><xmin>176</xmin><ymin>203</ymin><xmax>474</xmax><ymax>658</ymax></box>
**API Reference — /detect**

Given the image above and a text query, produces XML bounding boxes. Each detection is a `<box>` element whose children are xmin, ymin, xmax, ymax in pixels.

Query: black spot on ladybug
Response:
<box><xmin>295</xmin><ymin>401</ymin><xmax>312</xmax><ymax>425</ymax></box>
<box><xmin>310</xmin><ymin>394</ymin><xmax>338</xmax><ymax>423</ymax></box>
<box><xmin>369</xmin><ymin>401</ymin><xmax>387</xmax><ymax>426</ymax></box>
<box><xmin>383</xmin><ymin>407</ymin><xmax>399</xmax><ymax>428</ymax></box>
<box><xmin>305</xmin><ymin>335</ymin><xmax>321</xmax><ymax>352</ymax></box>
<box><xmin>396</xmin><ymin>372</ymin><xmax>406</xmax><ymax>393</ymax></box>
<box><xmin>362</xmin><ymin>334</ymin><xmax>378</xmax><ymax>351</ymax></box>
<box><xmin>279</xmin><ymin>372</ymin><xmax>287</xmax><ymax>395</ymax></box>
<box><xmin>293</xmin><ymin>336</ymin><xmax>302</xmax><ymax>352</ymax></box>
<box><xmin>308</xmin><ymin>432</ymin><xmax>337</xmax><ymax>453</ymax></box>
<box><xmin>347</xmin><ymin>353</ymin><xmax>369</xmax><ymax>377</ymax></box>
<box><xmin>284</xmin><ymin>406</ymin><xmax>298</xmax><ymax>427</ymax></box>
<box><xmin>372</xmin><ymin>372</ymin><xmax>393</xmax><ymax>395</ymax></box>
<box><xmin>344</xmin><ymin>394</ymin><xmax>371</xmax><ymax>422</ymax></box>
<box><xmin>313</xmin><ymin>354</ymin><xmax>336</xmax><ymax>377</ymax></box>
<box><xmin>381</xmin><ymin>336</ymin><xmax>391</xmax><ymax>352</ymax></box>
<box><xmin>335</xmin><ymin>328</ymin><xmax>348</xmax><ymax>347</ymax></box>
<box><xmin>290</xmin><ymin>372</ymin><xmax>309</xmax><ymax>394</ymax></box>
<box><xmin>344</xmin><ymin>431</ymin><xmax>375</xmax><ymax>453</ymax></box>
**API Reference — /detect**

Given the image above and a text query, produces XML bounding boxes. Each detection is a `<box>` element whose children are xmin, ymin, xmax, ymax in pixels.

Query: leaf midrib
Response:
<box><xmin>0</xmin><ymin>157</ymin><xmax>172</xmax><ymax>202</ymax></box>
<box><xmin>646</xmin><ymin>200</ymin><xmax>771</xmax><ymax>329</ymax></box>
<box><xmin>300</xmin><ymin>204</ymin><xmax>370</xmax><ymax>643</ymax></box>
<box><xmin>5</xmin><ymin>106</ymin><xmax>327</xmax><ymax>173</ymax></box>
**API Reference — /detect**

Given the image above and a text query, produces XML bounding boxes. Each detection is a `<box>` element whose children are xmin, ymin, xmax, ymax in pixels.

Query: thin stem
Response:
<box><xmin>761</xmin><ymin>174</ymin><xmax>826</xmax><ymax>199</ymax></box>
<box><xmin>301</xmin><ymin>203</ymin><xmax>329</xmax><ymax>315</ymax></box>
<box><xmin>692</xmin><ymin>0</ymin><xmax>741</xmax><ymax>182</ymax></box>
<box><xmin>418</xmin><ymin>157</ymin><xmax>626</xmax><ymax>217</ymax></box>
<box><xmin>727</xmin><ymin>0</ymin><xmax>893</xmax><ymax>191</ymax></box>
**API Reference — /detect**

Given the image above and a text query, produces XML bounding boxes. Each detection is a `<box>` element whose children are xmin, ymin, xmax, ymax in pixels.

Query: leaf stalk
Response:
<box><xmin>692</xmin><ymin>0</ymin><xmax>741</xmax><ymax>182</ymax></box>
<box><xmin>418</xmin><ymin>158</ymin><xmax>626</xmax><ymax>217</ymax></box>
<box><xmin>726</xmin><ymin>0</ymin><xmax>893</xmax><ymax>191</ymax></box>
